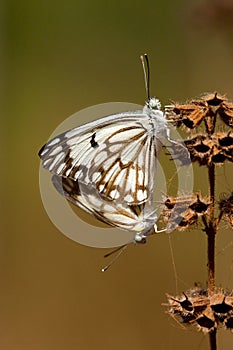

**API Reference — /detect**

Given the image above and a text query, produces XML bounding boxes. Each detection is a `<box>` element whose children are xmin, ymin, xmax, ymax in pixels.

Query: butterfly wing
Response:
<box><xmin>88</xmin><ymin>123</ymin><xmax>157</xmax><ymax>205</ymax></box>
<box><xmin>39</xmin><ymin>110</ymin><xmax>159</xmax><ymax>205</ymax></box>
<box><xmin>52</xmin><ymin>175</ymin><xmax>157</xmax><ymax>234</ymax></box>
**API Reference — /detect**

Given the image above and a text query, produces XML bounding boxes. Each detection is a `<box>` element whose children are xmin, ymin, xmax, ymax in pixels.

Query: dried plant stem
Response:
<box><xmin>207</xmin><ymin>225</ymin><xmax>216</xmax><ymax>295</ymax></box>
<box><xmin>209</xmin><ymin>329</ymin><xmax>217</xmax><ymax>350</ymax></box>
<box><xmin>165</xmin><ymin>93</ymin><xmax>233</xmax><ymax>343</ymax></box>
<box><xmin>207</xmin><ymin>163</ymin><xmax>216</xmax><ymax>295</ymax></box>
<box><xmin>207</xmin><ymin>163</ymin><xmax>217</xmax><ymax>350</ymax></box>
<box><xmin>208</xmin><ymin>164</ymin><xmax>215</xmax><ymax>217</ymax></box>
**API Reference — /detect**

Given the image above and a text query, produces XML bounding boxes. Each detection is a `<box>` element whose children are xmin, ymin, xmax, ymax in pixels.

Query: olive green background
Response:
<box><xmin>1</xmin><ymin>0</ymin><xmax>233</xmax><ymax>349</ymax></box>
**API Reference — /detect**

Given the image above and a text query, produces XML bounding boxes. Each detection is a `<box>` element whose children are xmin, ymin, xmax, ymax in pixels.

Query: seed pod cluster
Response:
<box><xmin>166</xmin><ymin>93</ymin><xmax>233</xmax><ymax>166</ymax></box>
<box><xmin>162</xmin><ymin>194</ymin><xmax>210</xmax><ymax>231</ymax></box>
<box><xmin>165</xmin><ymin>288</ymin><xmax>233</xmax><ymax>333</ymax></box>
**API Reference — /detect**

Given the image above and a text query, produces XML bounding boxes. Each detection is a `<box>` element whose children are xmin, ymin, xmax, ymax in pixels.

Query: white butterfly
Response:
<box><xmin>39</xmin><ymin>55</ymin><xmax>175</xmax><ymax>249</ymax></box>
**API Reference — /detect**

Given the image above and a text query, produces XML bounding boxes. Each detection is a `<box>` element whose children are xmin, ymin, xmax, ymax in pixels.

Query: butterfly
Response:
<box><xmin>39</xmin><ymin>55</ymin><xmax>175</xmax><ymax>247</ymax></box>
<box><xmin>39</xmin><ymin>55</ymin><xmax>173</xmax><ymax>206</ymax></box>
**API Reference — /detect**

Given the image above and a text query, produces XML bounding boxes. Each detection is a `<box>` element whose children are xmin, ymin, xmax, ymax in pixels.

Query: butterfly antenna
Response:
<box><xmin>101</xmin><ymin>243</ymin><xmax>129</xmax><ymax>272</ymax></box>
<box><xmin>140</xmin><ymin>53</ymin><xmax>151</xmax><ymax>100</ymax></box>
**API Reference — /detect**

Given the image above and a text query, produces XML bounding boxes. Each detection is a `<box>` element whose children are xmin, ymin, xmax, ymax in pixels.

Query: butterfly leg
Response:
<box><xmin>154</xmin><ymin>222</ymin><xmax>167</xmax><ymax>233</ymax></box>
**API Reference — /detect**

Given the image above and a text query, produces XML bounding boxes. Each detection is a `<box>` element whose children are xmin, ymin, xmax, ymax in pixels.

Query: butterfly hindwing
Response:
<box><xmin>52</xmin><ymin>175</ymin><xmax>157</xmax><ymax>233</ymax></box>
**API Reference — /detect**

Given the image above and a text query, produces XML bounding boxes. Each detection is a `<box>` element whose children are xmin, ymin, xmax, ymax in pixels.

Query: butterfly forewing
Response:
<box><xmin>39</xmin><ymin>107</ymin><xmax>166</xmax><ymax>205</ymax></box>
<box><xmin>89</xmin><ymin>126</ymin><xmax>156</xmax><ymax>204</ymax></box>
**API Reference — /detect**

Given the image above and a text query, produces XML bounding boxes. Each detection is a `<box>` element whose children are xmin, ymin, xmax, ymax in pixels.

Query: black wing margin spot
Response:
<box><xmin>90</xmin><ymin>133</ymin><xmax>99</xmax><ymax>148</ymax></box>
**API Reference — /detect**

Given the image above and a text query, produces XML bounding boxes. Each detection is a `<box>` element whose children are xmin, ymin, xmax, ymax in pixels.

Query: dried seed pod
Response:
<box><xmin>171</xmin><ymin>132</ymin><xmax>233</xmax><ymax>166</ymax></box>
<box><xmin>166</xmin><ymin>92</ymin><xmax>232</xmax><ymax>133</ymax></box>
<box><xmin>224</xmin><ymin>314</ymin><xmax>233</xmax><ymax>331</ymax></box>
<box><xmin>165</xmin><ymin>288</ymin><xmax>233</xmax><ymax>333</ymax></box>
<box><xmin>162</xmin><ymin>194</ymin><xmax>209</xmax><ymax>231</ymax></box>
<box><xmin>185</xmin><ymin>135</ymin><xmax>213</xmax><ymax>165</ymax></box>
<box><xmin>166</xmin><ymin>103</ymin><xmax>206</xmax><ymax>129</ymax></box>
<box><xmin>218</xmin><ymin>101</ymin><xmax>233</xmax><ymax>127</ymax></box>
<box><xmin>189</xmin><ymin>195</ymin><xmax>210</xmax><ymax>213</ymax></box>
<box><xmin>219</xmin><ymin>192</ymin><xmax>233</xmax><ymax>228</ymax></box>
<box><xmin>195</xmin><ymin>306</ymin><xmax>217</xmax><ymax>333</ymax></box>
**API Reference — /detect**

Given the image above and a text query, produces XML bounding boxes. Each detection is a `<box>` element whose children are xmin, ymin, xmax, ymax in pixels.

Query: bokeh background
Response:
<box><xmin>1</xmin><ymin>0</ymin><xmax>233</xmax><ymax>349</ymax></box>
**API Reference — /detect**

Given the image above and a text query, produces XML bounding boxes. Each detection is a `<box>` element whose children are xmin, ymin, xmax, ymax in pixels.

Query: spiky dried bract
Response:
<box><xmin>218</xmin><ymin>101</ymin><xmax>233</xmax><ymax>127</ymax></box>
<box><xmin>219</xmin><ymin>192</ymin><xmax>233</xmax><ymax>228</ymax></box>
<box><xmin>166</xmin><ymin>92</ymin><xmax>233</xmax><ymax>132</ymax></box>
<box><xmin>185</xmin><ymin>135</ymin><xmax>213</xmax><ymax>165</ymax></box>
<box><xmin>165</xmin><ymin>288</ymin><xmax>233</xmax><ymax>333</ymax></box>
<box><xmin>166</xmin><ymin>104</ymin><xmax>206</xmax><ymax>129</ymax></box>
<box><xmin>162</xmin><ymin>194</ymin><xmax>210</xmax><ymax>231</ymax></box>
<box><xmin>170</xmin><ymin>132</ymin><xmax>233</xmax><ymax>166</ymax></box>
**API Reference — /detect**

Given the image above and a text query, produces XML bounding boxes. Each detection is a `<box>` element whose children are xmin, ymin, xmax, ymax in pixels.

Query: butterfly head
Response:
<box><xmin>134</xmin><ymin>233</ymin><xmax>147</xmax><ymax>244</ymax></box>
<box><xmin>146</xmin><ymin>97</ymin><xmax>161</xmax><ymax>110</ymax></box>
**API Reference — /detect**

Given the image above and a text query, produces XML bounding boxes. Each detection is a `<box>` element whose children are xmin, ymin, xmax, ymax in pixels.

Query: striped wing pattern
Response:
<box><xmin>89</xmin><ymin>126</ymin><xmax>156</xmax><ymax>204</ymax></box>
<box><xmin>52</xmin><ymin>175</ymin><xmax>157</xmax><ymax>235</ymax></box>
<box><xmin>39</xmin><ymin>111</ymin><xmax>162</xmax><ymax>205</ymax></box>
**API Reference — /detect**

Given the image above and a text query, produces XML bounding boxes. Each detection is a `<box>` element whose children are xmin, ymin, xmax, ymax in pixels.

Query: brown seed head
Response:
<box><xmin>165</xmin><ymin>287</ymin><xmax>233</xmax><ymax>333</ymax></box>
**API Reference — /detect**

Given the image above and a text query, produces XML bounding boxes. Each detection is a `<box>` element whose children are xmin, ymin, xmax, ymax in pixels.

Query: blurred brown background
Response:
<box><xmin>1</xmin><ymin>0</ymin><xmax>233</xmax><ymax>349</ymax></box>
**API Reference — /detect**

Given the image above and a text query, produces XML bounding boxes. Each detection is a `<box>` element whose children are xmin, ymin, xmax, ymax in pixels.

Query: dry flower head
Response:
<box><xmin>165</xmin><ymin>288</ymin><xmax>233</xmax><ymax>333</ymax></box>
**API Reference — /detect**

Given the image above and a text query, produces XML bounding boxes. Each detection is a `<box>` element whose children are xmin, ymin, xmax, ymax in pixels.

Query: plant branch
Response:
<box><xmin>207</xmin><ymin>163</ymin><xmax>216</xmax><ymax>295</ymax></box>
<box><xmin>209</xmin><ymin>329</ymin><xmax>217</xmax><ymax>350</ymax></box>
<box><xmin>207</xmin><ymin>163</ymin><xmax>217</xmax><ymax>349</ymax></box>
